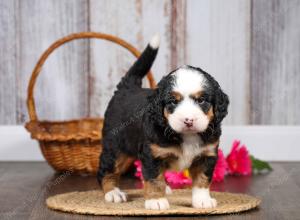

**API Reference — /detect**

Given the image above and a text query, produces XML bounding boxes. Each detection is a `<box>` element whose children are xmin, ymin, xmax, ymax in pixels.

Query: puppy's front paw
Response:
<box><xmin>145</xmin><ymin>198</ymin><xmax>170</xmax><ymax>210</ymax></box>
<box><xmin>192</xmin><ymin>187</ymin><xmax>217</xmax><ymax>209</ymax></box>
<box><xmin>192</xmin><ymin>197</ymin><xmax>217</xmax><ymax>208</ymax></box>
<box><xmin>104</xmin><ymin>187</ymin><xmax>127</xmax><ymax>203</ymax></box>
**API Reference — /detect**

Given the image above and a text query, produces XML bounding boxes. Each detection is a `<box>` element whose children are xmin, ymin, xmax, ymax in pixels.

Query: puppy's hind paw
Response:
<box><xmin>104</xmin><ymin>188</ymin><xmax>127</xmax><ymax>203</ymax></box>
<box><xmin>145</xmin><ymin>198</ymin><xmax>170</xmax><ymax>210</ymax></box>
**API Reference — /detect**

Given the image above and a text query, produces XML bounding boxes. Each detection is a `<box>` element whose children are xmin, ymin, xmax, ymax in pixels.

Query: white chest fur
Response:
<box><xmin>177</xmin><ymin>134</ymin><xmax>203</xmax><ymax>170</ymax></box>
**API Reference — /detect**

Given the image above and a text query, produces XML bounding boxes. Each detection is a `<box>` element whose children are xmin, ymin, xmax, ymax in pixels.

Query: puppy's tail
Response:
<box><xmin>116</xmin><ymin>34</ymin><xmax>160</xmax><ymax>90</ymax></box>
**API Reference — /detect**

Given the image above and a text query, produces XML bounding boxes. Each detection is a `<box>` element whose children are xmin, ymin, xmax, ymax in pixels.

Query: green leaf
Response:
<box><xmin>250</xmin><ymin>155</ymin><xmax>272</xmax><ymax>173</ymax></box>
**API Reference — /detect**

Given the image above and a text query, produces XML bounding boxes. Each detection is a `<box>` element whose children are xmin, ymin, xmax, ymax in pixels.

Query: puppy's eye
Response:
<box><xmin>196</xmin><ymin>98</ymin><xmax>206</xmax><ymax>104</ymax></box>
<box><xmin>170</xmin><ymin>99</ymin><xmax>178</xmax><ymax>105</ymax></box>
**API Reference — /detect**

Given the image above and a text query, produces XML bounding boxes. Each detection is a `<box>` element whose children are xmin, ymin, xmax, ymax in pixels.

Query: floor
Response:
<box><xmin>0</xmin><ymin>162</ymin><xmax>299</xmax><ymax>220</ymax></box>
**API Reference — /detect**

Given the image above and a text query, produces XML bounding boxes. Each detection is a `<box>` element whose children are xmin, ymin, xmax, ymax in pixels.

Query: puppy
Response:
<box><xmin>97</xmin><ymin>34</ymin><xmax>229</xmax><ymax>210</ymax></box>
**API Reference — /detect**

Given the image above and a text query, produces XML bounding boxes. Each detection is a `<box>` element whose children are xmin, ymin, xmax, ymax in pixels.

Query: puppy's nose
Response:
<box><xmin>184</xmin><ymin>118</ymin><xmax>193</xmax><ymax>128</ymax></box>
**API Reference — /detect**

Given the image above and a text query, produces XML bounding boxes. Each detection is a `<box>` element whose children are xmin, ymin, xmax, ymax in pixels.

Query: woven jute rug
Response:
<box><xmin>46</xmin><ymin>189</ymin><xmax>261</xmax><ymax>216</ymax></box>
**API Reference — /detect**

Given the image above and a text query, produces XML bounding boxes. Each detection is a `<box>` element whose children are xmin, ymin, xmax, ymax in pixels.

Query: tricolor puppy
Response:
<box><xmin>97</xmin><ymin>35</ymin><xmax>229</xmax><ymax>210</ymax></box>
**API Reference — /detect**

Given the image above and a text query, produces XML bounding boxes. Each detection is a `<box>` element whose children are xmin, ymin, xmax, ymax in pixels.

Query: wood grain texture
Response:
<box><xmin>251</xmin><ymin>0</ymin><xmax>300</xmax><ymax>124</ymax></box>
<box><xmin>1</xmin><ymin>162</ymin><xmax>300</xmax><ymax>219</ymax></box>
<box><xmin>137</xmin><ymin>0</ymin><xmax>173</xmax><ymax>86</ymax></box>
<box><xmin>89</xmin><ymin>0</ymin><xmax>140</xmax><ymax>117</ymax></box>
<box><xmin>1</xmin><ymin>0</ymin><xmax>300</xmax><ymax>125</ymax></box>
<box><xmin>16</xmin><ymin>0</ymin><xmax>89</xmax><ymax>123</ymax></box>
<box><xmin>90</xmin><ymin>0</ymin><xmax>250</xmax><ymax>124</ymax></box>
<box><xmin>186</xmin><ymin>0</ymin><xmax>251</xmax><ymax>125</ymax></box>
<box><xmin>170</xmin><ymin>0</ymin><xmax>187</xmax><ymax>69</ymax></box>
<box><xmin>0</xmin><ymin>0</ymin><xmax>18</xmax><ymax>124</ymax></box>
<box><xmin>88</xmin><ymin>0</ymin><xmax>173</xmax><ymax>117</ymax></box>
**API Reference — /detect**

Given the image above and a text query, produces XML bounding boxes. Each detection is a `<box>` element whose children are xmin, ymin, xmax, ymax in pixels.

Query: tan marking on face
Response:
<box><xmin>206</xmin><ymin>107</ymin><xmax>214</xmax><ymax>121</ymax></box>
<box><xmin>144</xmin><ymin>174</ymin><xmax>166</xmax><ymax>199</ymax></box>
<box><xmin>171</xmin><ymin>91</ymin><xmax>183</xmax><ymax>102</ymax></box>
<box><xmin>190</xmin><ymin>91</ymin><xmax>203</xmax><ymax>99</ymax></box>
<box><xmin>164</xmin><ymin>108</ymin><xmax>169</xmax><ymax>119</ymax></box>
<box><xmin>102</xmin><ymin>154</ymin><xmax>135</xmax><ymax>193</ymax></box>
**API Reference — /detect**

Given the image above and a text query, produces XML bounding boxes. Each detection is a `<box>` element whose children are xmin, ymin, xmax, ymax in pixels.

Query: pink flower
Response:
<box><xmin>134</xmin><ymin>160</ymin><xmax>192</xmax><ymax>188</ymax></box>
<box><xmin>164</xmin><ymin>171</ymin><xmax>192</xmax><ymax>188</ymax></box>
<box><xmin>226</xmin><ymin>140</ymin><xmax>252</xmax><ymax>175</ymax></box>
<box><xmin>134</xmin><ymin>160</ymin><xmax>143</xmax><ymax>180</ymax></box>
<box><xmin>212</xmin><ymin>149</ymin><xmax>228</xmax><ymax>182</ymax></box>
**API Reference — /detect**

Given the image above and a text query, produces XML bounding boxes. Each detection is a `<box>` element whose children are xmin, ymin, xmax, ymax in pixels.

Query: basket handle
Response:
<box><xmin>27</xmin><ymin>32</ymin><xmax>156</xmax><ymax>121</ymax></box>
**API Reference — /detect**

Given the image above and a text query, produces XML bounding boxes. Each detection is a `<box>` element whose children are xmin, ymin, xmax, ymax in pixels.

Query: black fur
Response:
<box><xmin>97</xmin><ymin>45</ymin><xmax>229</xmax><ymax>185</ymax></box>
<box><xmin>191</xmin><ymin>155</ymin><xmax>218</xmax><ymax>182</ymax></box>
<box><xmin>117</xmin><ymin>44</ymin><xmax>158</xmax><ymax>90</ymax></box>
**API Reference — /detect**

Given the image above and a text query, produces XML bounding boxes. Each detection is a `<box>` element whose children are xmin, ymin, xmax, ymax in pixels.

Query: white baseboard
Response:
<box><xmin>0</xmin><ymin>126</ymin><xmax>43</xmax><ymax>161</ymax></box>
<box><xmin>0</xmin><ymin>125</ymin><xmax>299</xmax><ymax>161</ymax></box>
<box><xmin>220</xmin><ymin>126</ymin><xmax>300</xmax><ymax>161</ymax></box>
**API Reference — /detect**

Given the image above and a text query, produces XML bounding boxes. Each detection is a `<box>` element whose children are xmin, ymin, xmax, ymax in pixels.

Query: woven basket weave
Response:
<box><xmin>46</xmin><ymin>189</ymin><xmax>261</xmax><ymax>216</ymax></box>
<box><xmin>25</xmin><ymin>32</ymin><xmax>156</xmax><ymax>174</ymax></box>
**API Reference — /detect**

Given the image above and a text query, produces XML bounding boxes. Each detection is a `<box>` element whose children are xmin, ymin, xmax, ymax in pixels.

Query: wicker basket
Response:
<box><xmin>25</xmin><ymin>32</ymin><xmax>156</xmax><ymax>174</ymax></box>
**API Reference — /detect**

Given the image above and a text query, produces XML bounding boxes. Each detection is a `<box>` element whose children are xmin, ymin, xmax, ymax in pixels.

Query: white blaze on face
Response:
<box><xmin>168</xmin><ymin>68</ymin><xmax>210</xmax><ymax>133</ymax></box>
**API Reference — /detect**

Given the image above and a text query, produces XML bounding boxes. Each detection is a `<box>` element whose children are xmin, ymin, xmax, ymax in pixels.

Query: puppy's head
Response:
<box><xmin>153</xmin><ymin>65</ymin><xmax>229</xmax><ymax>134</ymax></box>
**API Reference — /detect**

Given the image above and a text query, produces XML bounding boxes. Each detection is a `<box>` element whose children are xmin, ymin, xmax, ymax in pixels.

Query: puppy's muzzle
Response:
<box><xmin>184</xmin><ymin>118</ymin><xmax>194</xmax><ymax>128</ymax></box>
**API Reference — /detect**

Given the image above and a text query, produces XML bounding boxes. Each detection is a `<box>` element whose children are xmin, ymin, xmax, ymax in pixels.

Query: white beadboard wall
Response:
<box><xmin>1</xmin><ymin>0</ymin><xmax>300</xmax><ymax>125</ymax></box>
<box><xmin>0</xmin><ymin>1</ymin><xmax>300</xmax><ymax>161</ymax></box>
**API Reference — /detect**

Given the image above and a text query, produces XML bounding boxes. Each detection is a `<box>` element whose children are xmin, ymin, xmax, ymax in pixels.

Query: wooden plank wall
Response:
<box><xmin>186</xmin><ymin>0</ymin><xmax>251</xmax><ymax>125</ymax></box>
<box><xmin>251</xmin><ymin>0</ymin><xmax>300</xmax><ymax>124</ymax></box>
<box><xmin>0</xmin><ymin>0</ymin><xmax>299</xmax><ymax>125</ymax></box>
<box><xmin>0</xmin><ymin>0</ymin><xmax>90</xmax><ymax>124</ymax></box>
<box><xmin>0</xmin><ymin>1</ymin><xmax>18</xmax><ymax>124</ymax></box>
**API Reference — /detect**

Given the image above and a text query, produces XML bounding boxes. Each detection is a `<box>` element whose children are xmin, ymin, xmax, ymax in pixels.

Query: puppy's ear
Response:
<box><xmin>147</xmin><ymin>75</ymin><xmax>173</xmax><ymax>127</ymax></box>
<box><xmin>214</xmin><ymin>87</ymin><xmax>229</xmax><ymax>125</ymax></box>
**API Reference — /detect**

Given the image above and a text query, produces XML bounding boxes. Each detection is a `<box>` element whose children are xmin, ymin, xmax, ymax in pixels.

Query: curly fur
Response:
<box><xmin>97</xmin><ymin>38</ymin><xmax>229</xmax><ymax>209</ymax></box>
